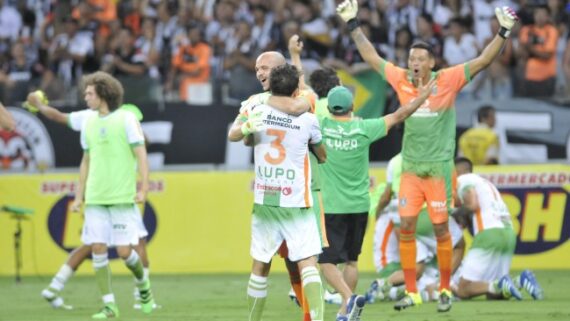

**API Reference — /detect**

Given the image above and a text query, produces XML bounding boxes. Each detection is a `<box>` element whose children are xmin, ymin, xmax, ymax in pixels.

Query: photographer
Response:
<box><xmin>517</xmin><ymin>5</ymin><xmax>558</xmax><ymax>97</ymax></box>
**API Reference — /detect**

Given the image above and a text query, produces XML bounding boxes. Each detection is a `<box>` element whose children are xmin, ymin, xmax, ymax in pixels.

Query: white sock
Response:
<box><xmin>92</xmin><ymin>253</ymin><xmax>109</xmax><ymax>269</ymax></box>
<box><xmin>124</xmin><ymin>250</ymin><xmax>140</xmax><ymax>268</ymax></box>
<box><xmin>102</xmin><ymin>294</ymin><xmax>115</xmax><ymax>305</ymax></box>
<box><xmin>143</xmin><ymin>267</ymin><xmax>150</xmax><ymax>280</ymax></box>
<box><xmin>247</xmin><ymin>274</ymin><xmax>268</xmax><ymax>298</ymax></box>
<box><xmin>49</xmin><ymin>264</ymin><xmax>74</xmax><ymax>292</ymax></box>
<box><xmin>488</xmin><ymin>281</ymin><xmax>498</xmax><ymax>294</ymax></box>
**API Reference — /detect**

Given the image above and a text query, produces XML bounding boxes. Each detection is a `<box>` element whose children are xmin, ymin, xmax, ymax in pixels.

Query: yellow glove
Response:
<box><xmin>495</xmin><ymin>6</ymin><xmax>519</xmax><ymax>38</ymax></box>
<box><xmin>241</xmin><ymin>111</ymin><xmax>265</xmax><ymax>136</ymax></box>
<box><xmin>336</xmin><ymin>0</ymin><xmax>358</xmax><ymax>23</ymax></box>
<box><xmin>23</xmin><ymin>90</ymin><xmax>49</xmax><ymax>113</ymax></box>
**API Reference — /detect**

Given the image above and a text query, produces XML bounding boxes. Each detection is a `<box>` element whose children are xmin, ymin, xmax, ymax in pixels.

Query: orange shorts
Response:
<box><xmin>398</xmin><ymin>171</ymin><xmax>456</xmax><ymax>225</ymax></box>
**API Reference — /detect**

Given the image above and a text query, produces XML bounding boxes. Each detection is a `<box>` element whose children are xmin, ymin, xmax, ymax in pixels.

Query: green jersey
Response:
<box><xmin>319</xmin><ymin>117</ymin><xmax>387</xmax><ymax>213</ymax></box>
<box><xmin>81</xmin><ymin>109</ymin><xmax>145</xmax><ymax>205</ymax></box>
<box><xmin>380</xmin><ymin>62</ymin><xmax>470</xmax><ymax>175</ymax></box>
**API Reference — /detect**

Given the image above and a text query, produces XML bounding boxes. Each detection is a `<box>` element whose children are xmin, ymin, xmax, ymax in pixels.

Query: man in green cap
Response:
<box><xmin>318</xmin><ymin>79</ymin><xmax>435</xmax><ymax>321</ymax></box>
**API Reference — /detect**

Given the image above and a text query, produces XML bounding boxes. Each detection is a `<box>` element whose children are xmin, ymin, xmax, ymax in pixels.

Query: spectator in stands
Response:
<box><xmin>563</xmin><ymin>33</ymin><xmax>570</xmax><ymax>96</ymax></box>
<box><xmin>0</xmin><ymin>0</ymin><xmax>22</xmax><ymax>46</ymax></box>
<box><xmin>458</xmin><ymin>105</ymin><xmax>499</xmax><ymax>165</ymax></box>
<box><xmin>167</xmin><ymin>23</ymin><xmax>211</xmax><ymax>102</ymax></box>
<box><xmin>475</xmin><ymin>16</ymin><xmax>514</xmax><ymax>99</ymax></box>
<box><xmin>293</xmin><ymin>0</ymin><xmax>332</xmax><ymax>58</ymax></box>
<box><xmin>250</xmin><ymin>4</ymin><xmax>278</xmax><ymax>52</ymax></box>
<box><xmin>517</xmin><ymin>5</ymin><xmax>559</xmax><ymax>97</ymax></box>
<box><xmin>223</xmin><ymin>20</ymin><xmax>260</xmax><ymax>102</ymax></box>
<box><xmin>135</xmin><ymin>18</ymin><xmax>162</xmax><ymax>79</ymax></box>
<box><xmin>43</xmin><ymin>17</ymin><xmax>94</xmax><ymax>99</ymax></box>
<box><xmin>0</xmin><ymin>40</ymin><xmax>43</xmax><ymax>104</ymax></box>
<box><xmin>443</xmin><ymin>17</ymin><xmax>479</xmax><ymax>66</ymax></box>
<box><xmin>386</xmin><ymin>0</ymin><xmax>419</xmax><ymax>45</ymax></box>
<box><xmin>415</xmin><ymin>13</ymin><xmax>444</xmax><ymax>68</ymax></box>
<box><xmin>101</xmin><ymin>27</ymin><xmax>146</xmax><ymax>78</ymax></box>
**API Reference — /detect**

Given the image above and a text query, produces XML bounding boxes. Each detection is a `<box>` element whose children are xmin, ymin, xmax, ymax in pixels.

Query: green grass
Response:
<box><xmin>0</xmin><ymin>271</ymin><xmax>569</xmax><ymax>321</ymax></box>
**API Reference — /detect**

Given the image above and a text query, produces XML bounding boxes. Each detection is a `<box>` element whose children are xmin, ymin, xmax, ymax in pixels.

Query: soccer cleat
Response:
<box><xmin>324</xmin><ymin>289</ymin><xmax>343</xmax><ymax>305</ymax></box>
<box><xmin>394</xmin><ymin>291</ymin><xmax>422</xmax><ymax>311</ymax></box>
<box><xmin>336</xmin><ymin>313</ymin><xmax>348</xmax><ymax>321</ymax></box>
<box><xmin>364</xmin><ymin>280</ymin><xmax>379</xmax><ymax>303</ymax></box>
<box><xmin>41</xmin><ymin>289</ymin><xmax>73</xmax><ymax>310</ymax></box>
<box><xmin>138</xmin><ymin>280</ymin><xmax>155</xmax><ymax>314</ymax></box>
<box><xmin>91</xmin><ymin>304</ymin><xmax>119</xmax><ymax>319</ymax></box>
<box><xmin>288</xmin><ymin>287</ymin><xmax>301</xmax><ymax>307</ymax></box>
<box><xmin>515</xmin><ymin>270</ymin><xmax>544</xmax><ymax>300</ymax></box>
<box><xmin>437</xmin><ymin>289</ymin><xmax>452</xmax><ymax>312</ymax></box>
<box><xmin>346</xmin><ymin>294</ymin><xmax>365</xmax><ymax>321</ymax></box>
<box><xmin>498</xmin><ymin>275</ymin><xmax>522</xmax><ymax>300</ymax></box>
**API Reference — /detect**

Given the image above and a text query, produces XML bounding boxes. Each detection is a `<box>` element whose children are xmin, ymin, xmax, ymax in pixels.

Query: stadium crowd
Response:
<box><xmin>0</xmin><ymin>0</ymin><xmax>568</xmax><ymax>106</ymax></box>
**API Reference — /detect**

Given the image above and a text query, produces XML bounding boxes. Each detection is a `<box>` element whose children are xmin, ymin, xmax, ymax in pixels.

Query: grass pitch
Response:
<box><xmin>0</xmin><ymin>270</ymin><xmax>568</xmax><ymax>321</ymax></box>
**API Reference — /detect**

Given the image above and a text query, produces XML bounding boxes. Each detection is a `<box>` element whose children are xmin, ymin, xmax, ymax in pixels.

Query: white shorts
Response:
<box><xmin>250</xmin><ymin>204</ymin><xmax>322</xmax><ymax>263</ymax></box>
<box><xmin>416</xmin><ymin>218</ymin><xmax>464</xmax><ymax>256</ymax></box>
<box><xmin>373</xmin><ymin>212</ymin><xmax>432</xmax><ymax>272</ymax></box>
<box><xmin>373</xmin><ymin>213</ymin><xmax>399</xmax><ymax>271</ymax></box>
<box><xmin>81</xmin><ymin>204</ymin><xmax>140</xmax><ymax>246</ymax></box>
<box><xmin>460</xmin><ymin>228</ymin><xmax>515</xmax><ymax>282</ymax></box>
<box><xmin>133</xmin><ymin>205</ymin><xmax>148</xmax><ymax>239</ymax></box>
<box><xmin>460</xmin><ymin>249</ymin><xmax>512</xmax><ymax>282</ymax></box>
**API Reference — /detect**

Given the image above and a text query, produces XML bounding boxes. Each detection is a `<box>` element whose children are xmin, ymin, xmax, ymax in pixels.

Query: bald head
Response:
<box><xmin>255</xmin><ymin>51</ymin><xmax>287</xmax><ymax>91</ymax></box>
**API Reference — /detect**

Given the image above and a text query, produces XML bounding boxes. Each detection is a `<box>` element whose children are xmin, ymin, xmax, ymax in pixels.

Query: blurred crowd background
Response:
<box><xmin>0</xmin><ymin>0</ymin><xmax>568</xmax><ymax>107</ymax></box>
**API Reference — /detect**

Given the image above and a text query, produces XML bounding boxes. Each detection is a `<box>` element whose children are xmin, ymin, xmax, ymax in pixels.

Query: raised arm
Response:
<box><xmin>288</xmin><ymin>34</ymin><xmax>307</xmax><ymax>90</ymax></box>
<box><xmin>266</xmin><ymin>95</ymin><xmax>311</xmax><ymax>116</ymax></box>
<box><xmin>383</xmin><ymin>78</ymin><xmax>436</xmax><ymax>131</ymax></box>
<box><xmin>26</xmin><ymin>91</ymin><xmax>68</xmax><ymax>125</ymax></box>
<box><xmin>0</xmin><ymin>102</ymin><xmax>15</xmax><ymax>131</ymax></box>
<box><xmin>467</xmin><ymin>7</ymin><xmax>519</xmax><ymax>78</ymax></box>
<box><xmin>337</xmin><ymin>0</ymin><xmax>386</xmax><ymax>73</ymax></box>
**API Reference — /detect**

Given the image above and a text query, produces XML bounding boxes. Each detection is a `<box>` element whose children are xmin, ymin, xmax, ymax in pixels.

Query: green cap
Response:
<box><xmin>120</xmin><ymin>103</ymin><xmax>143</xmax><ymax>121</ymax></box>
<box><xmin>327</xmin><ymin>86</ymin><xmax>353</xmax><ymax>114</ymax></box>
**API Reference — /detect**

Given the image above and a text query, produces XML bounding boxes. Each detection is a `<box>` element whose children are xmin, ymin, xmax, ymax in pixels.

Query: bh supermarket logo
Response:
<box><xmin>47</xmin><ymin>194</ymin><xmax>158</xmax><ymax>259</ymax></box>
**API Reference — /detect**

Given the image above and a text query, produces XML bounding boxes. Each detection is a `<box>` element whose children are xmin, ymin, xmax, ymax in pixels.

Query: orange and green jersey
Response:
<box><xmin>380</xmin><ymin>62</ymin><xmax>471</xmax><ymax>174</ymax></box>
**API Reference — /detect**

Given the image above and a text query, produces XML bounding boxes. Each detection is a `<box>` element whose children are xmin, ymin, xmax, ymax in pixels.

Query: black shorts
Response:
<box><xmin>318</xmin><ymin>213</ymin><xmax>368</xmax><ymax>264</ymax></box>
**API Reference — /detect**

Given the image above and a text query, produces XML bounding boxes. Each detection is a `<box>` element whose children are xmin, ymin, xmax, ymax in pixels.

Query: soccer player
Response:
<box><xmin>233</xmin><ymin>46</ymin><xmax>315</xmax><ymax>321</ymax></box>
<box><xmin>72</xmin><ymin>71</ymin><xmax>154</xmax><ymax>319</ymax></box>
<box><xmin>24</xmin><ymin>93</ymin><xmax>154</xmax><ymax>310</ymax></box>
<box><xmin>228</xmin><ymin>64</ymin><xmax>327</xmax><ymax>321</ymax></box>
<box><xmin>0</xmin><ymin>102</ymin><xmax>15</xmax><ymax>131</ymax></box>
<box><xmin>336</xmin><ymin>0</ymin><xmax>519</xmax><ymax>311</ymax></box>
<box><xmin>453</xmin><ymin>157</ymin><xmax>543</xmax><ymax>301</ymax></box>
<box><xmin>318</xmin><ymin>78</ymin><xmax>434</xmax><ymax>321</ymax></box>
<box><xmin>368</xmin><ymin>153</ymin><xmax>465</xmax><ymax>303</ymax></box>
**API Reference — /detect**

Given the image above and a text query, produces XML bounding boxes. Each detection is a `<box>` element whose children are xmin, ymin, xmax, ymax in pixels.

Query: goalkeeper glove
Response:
<box><xmin>23</xmin><ymin>90</ymin><xmax>49</xmax><ymax>113</ymax></box>
<box><xmin>241</xmin><ymin>111</ymin><xmax>265</xmax><ymax>136</ymax></box>
<box><xmin>495</xmin><ymin>6</ymin><xmax>519</xmax><ymax>38</ymax></box>
<box><xmin>336</xmin><ymin>0</ymin><xmax>358</xmax><ymax>22</ymax></box>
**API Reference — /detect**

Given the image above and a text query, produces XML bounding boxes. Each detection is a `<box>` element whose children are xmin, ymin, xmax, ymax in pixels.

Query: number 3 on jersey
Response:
<box><xmin>264</xmin><ymin>129</ymin><xmax>286</xmax><ymax>165</ymax></box>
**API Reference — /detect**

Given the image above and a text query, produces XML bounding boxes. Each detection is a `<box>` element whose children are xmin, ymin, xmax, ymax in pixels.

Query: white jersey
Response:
<box><xmin>457</xmin><ymin>173</ymin><xmax>512</xmax><ymax>234</ymax></box>
<box><xmin>253</xmin><ymin>104</ymin><xmax>322</xmax><ymax>208</ymax></box>
<box><xmin>68</xmin><ymin>109</ymin><xmax>95</xmax><ymax>132</ymax></box>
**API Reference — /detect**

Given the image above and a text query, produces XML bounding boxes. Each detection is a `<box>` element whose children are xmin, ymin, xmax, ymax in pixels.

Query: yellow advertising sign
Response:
<box><xmin>0</xmin><ymin>164</ymin><xmax>568</xmax><ymax>276</ymax></box>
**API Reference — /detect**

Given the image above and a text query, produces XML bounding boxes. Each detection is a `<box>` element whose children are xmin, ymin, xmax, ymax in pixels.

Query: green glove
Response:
<box><xmin>336</xmin><ymin>0</ymin><xmax>358</xmax><ymax>22</ymax></box>
<box><xmin>241</xmin><ymin>111</ymin><xmax>265</xmax><ymax>136</ymax></box>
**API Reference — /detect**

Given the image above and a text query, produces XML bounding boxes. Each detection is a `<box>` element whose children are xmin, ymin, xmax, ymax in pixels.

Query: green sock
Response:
<box><xmin>247</xmin><ymin>274</ymin><xmax>267</xmax><ymax>321</ymax></box>
<box><xmin>301</xmin><ymin>266</ymin><xmax>324</xmax><ymax>321</ymax></box>
<box><xmin>92</xmin><ymin>253</ymin><xmax>113</xmax><ymax>296</ymax></box>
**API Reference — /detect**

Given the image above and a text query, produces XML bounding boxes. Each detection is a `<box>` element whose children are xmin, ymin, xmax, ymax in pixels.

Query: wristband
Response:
<box><xmin>498</xmin><ymin>26</ymin><xmax>510</xmax><ymax>39</ymax></box>
<box><xmin>347</xmin><ymin>18</ymin><xmax>360</xmax><ymax>32</ymax></box>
